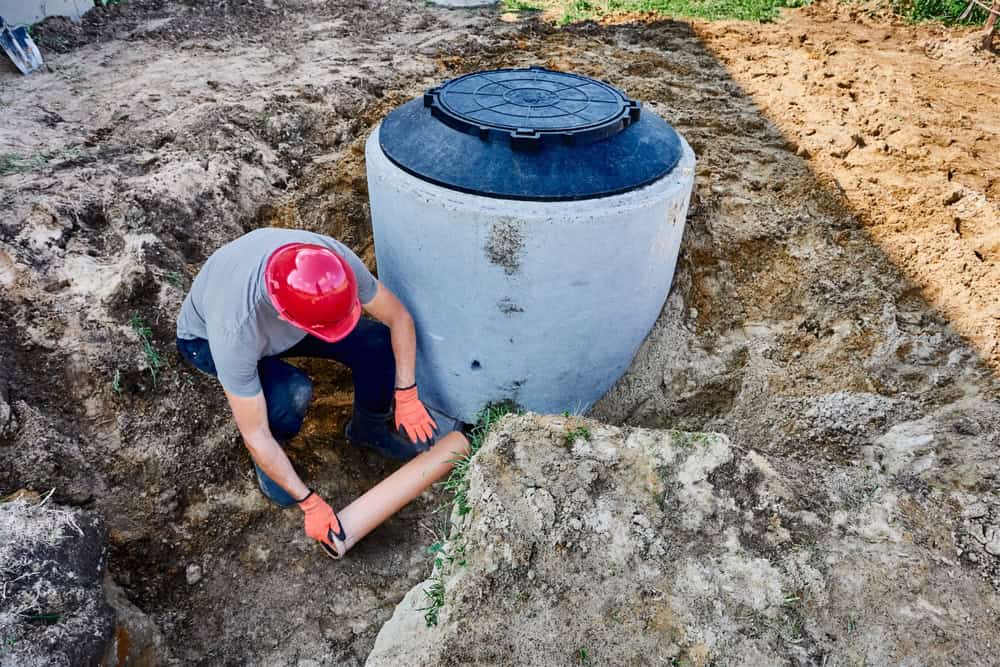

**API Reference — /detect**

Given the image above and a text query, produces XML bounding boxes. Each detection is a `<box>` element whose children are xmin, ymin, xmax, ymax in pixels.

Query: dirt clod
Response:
<box><xmin>370</xmin><ymin>415</ymin><xmax>1000</xmax><ymax>666</ymax></box>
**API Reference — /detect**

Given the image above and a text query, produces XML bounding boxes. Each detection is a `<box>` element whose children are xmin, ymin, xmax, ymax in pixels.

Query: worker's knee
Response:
<box><xmin>286</xmin><ymin>373</ymin><xmax>314</xmax><ymax>415</ymax></box>
<box><xmin>266</xmin><ymin>370</ymin><xmax>313</xmax><ymax>441</ymax></box>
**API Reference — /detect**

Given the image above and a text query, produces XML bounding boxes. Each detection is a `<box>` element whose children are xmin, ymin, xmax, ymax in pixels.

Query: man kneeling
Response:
<box><xmin>176</xmin><ymin>227</ymin><xmax>443</xmax><ymax>554</ymax></box>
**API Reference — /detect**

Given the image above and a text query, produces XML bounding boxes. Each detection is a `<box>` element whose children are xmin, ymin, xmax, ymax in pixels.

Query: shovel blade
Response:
<box><xmin>0</xmin><ymin>18</ymin><xmax>44</xmax><ymax>75</ymax></box>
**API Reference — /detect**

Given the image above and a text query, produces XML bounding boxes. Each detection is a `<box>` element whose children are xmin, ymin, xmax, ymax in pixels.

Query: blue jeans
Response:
<box><xmin>176</xmin><ymin>319</ymin><xmax>396</xmax><ymax>507</ymax></box>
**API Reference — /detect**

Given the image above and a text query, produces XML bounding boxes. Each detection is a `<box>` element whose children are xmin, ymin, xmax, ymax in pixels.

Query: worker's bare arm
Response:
<box><xmin>224</xmin><ymin>390</ymin><xmax>310</xmax><ymax>501</ymax></box>
<box><xmin>363</xmin><ymin>282</ymin><xmax>416</xmax><ymax>388</ymax></box>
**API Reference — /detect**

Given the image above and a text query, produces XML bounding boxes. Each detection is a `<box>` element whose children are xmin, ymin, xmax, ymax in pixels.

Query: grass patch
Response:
<box><xmin>522</xmin><ymin>0</ymin><xmax>808</xmax><ymax>24</ymax></box>
<box><xmin>503</xmin><ymin>0</ymin><xmax>545</xmax><ymax>10</ymax></box>
<box><xmin>564</xmin><ymin>426</ymin><xmax>591</xmax><ymax>448</ymax></box>
<box><xmin>421</xmin><ymin>404</ymin><xmax>518</xmax><ymax>627</ymax></box>
<box><xmin>163</xmin><ymin>270</ymin><xmax>185</xmax><ymax>289</ymax></box>
<box><xmin>893</xmin><ymin>0</ymin><xmax>991</xmax><ymax>24</ymax></box>
<box><xmin>422</xmin><ymin>577</ymin><xmax>446</xmax><ymax>626</ymax></box>
<box><xmin>129</xmin><ymin>315</ymin><xmax>162</xmax><ymax>386</ymax></box>
<box><xmin>439</xmin><ymin>403</ymin><xmax>517</xmax><ymax>517</ymax></box>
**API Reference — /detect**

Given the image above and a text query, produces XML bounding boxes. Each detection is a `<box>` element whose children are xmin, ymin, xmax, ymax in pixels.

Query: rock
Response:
<box><xmin>367</xmin><ymin>414</ymin><xmax>1000</xmax><ymax>667</ymax></box>
<box><xmin>186</xmin><ymin>564</ymin><xmax>203</xmax><ymax>585</ymax></box>
<box><xmin>985</xmin><ymin>526</ymin><xmax>1000</xmax><ymax>557</ymax></box>
<box><xmin>960</xmin><ymin>499</ymin><xmax>989</xmax><ymax>519</ymax></box>
<box><xmin>0</xmin><ymin>384</ymin><xmax>17</xmax><ymax>439</ymax></box>
<box><xmin>104</xmin><ymin>574</ymin><xmax>177</xmax><ymax>666</ymax></box>
<box><xmin>829</xmin><ymin>137</ymin><xmax>856</xmax><ymax>158</ymax></box>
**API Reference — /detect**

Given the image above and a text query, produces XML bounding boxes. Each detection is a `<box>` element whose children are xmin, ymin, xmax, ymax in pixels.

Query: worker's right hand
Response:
<box><xmin>298</xmin><ymin>491</ymin><xmax>346</xmax><ymax>555</ymax></box>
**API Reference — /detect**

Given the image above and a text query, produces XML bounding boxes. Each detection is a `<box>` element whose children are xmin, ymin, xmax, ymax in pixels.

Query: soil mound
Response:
<box><xmin>0</xmin><ymin>492</ymin><xmax>171</xmax><ymax>666</ymax></box>
<box><xmin>0</xmin><ymin>494</ymin><xmax>114</xmax><ymax>665</ymax></box>
<box><xmin>368</xmin><ymin>414</ymin><xmax>1000</xmax><ymax>666</ymax></box>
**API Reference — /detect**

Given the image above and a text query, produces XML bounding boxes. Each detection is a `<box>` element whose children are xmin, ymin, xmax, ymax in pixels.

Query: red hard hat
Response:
<box><xmin>264</xmin><ymin>243</ymin><xmax>362</xmax><ymax>343</ymax></box>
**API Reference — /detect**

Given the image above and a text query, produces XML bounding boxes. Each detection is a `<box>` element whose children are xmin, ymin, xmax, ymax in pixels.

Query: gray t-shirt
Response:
<box><xmin>176</xmin><ymin>228</ymin><xmax>378</xmax><ymax>397</ymax></box>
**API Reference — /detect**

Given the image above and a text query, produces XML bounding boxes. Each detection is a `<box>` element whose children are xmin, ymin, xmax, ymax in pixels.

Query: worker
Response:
<box><xmin>175</xmin><ymin>227</ymin><xmax>438</xmax><ymax>553</ymax></box>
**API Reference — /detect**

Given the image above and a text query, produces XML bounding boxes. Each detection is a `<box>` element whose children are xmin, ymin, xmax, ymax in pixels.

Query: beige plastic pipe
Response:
<box><xmin>322</xmin><ymin>431</ymin><xmax>471</xmax><ymax>559</ymax></box>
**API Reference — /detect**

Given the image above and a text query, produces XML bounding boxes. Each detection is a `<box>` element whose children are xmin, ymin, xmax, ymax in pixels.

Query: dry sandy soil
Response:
<box><xmin>0</xmin><ymin>0</ymin><xmax>997</xmax><ymax>664</ymax></box>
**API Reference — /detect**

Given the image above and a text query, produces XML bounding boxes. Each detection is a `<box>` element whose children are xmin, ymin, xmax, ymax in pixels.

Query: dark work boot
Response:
<box><xmin>345</xmin><ymin>406</ymin><xmax>428</xmax><ymax>461</ymax></box>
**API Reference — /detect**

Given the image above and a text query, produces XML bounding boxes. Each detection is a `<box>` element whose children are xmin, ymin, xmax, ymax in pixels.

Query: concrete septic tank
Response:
<box><xmin>0</xmin><ymin>0</ymin><xmax>90</xmax><ymax>26</ymax></box>
<box><xmin>367</xmin><ymin>67</ymin><xmax>695</xmax><ymax>423</ymax></box>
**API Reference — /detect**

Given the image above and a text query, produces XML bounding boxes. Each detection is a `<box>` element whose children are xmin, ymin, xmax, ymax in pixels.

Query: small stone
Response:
<box><xmin>952</xmin><ymin>418</ymin><xmax>980</xmax><ymax>436</ymax></box>
<box><xmin>960</xmin><ymin>501</ymin><xmax>988</xmax><ymax>519</ymax></box>
<box><xmin>829</xmin><ymin>136</ymin><xmax>858</xmax><ymax>159</ymax></box>
<box><xmin>984</xmin><ymin>526</ymin><xmax>1000</xmax><ymax>557</ymax></box>
<box><xmin>0</xmin><ymin>391</ymin><xmax>15</xmax><ymax>437</ymax></box>
<box><xmin>185</xmin><ymin>564</ymin><xmax>203</xmax><ymax>585</ymax></box>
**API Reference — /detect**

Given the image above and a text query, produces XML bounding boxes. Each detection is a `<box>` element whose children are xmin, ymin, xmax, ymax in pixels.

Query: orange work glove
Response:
<box><xmin>298</xmin><ymin>490</ymin><xmax>345</xmax><ymax>559</ymax></box>
<box><xmin>394</xmin><ymin>384</ymin><xmax>438</xmax><ymax>445</ymax></box>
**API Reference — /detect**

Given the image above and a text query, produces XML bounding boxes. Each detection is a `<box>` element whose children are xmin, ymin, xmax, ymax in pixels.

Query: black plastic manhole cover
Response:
<box><xmin>424</xmin><ymin>66</ymin><xmax>641</xmax><ymax>149</ymax></box>
<box><xmin>378</xmin><ymin>66</ymin><xmax>683</xmax><ymax>201</ymax></box>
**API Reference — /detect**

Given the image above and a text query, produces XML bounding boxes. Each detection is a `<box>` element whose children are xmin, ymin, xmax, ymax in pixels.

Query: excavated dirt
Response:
<box><xmin>368</xmin><ymin>415</ymin><xmax>1000</xmax><ymax>666</ymax></box>
<box><xmin>0</xmin><ymin>0</ymin><xmax>997</xmax><ymax>664</ymax></box>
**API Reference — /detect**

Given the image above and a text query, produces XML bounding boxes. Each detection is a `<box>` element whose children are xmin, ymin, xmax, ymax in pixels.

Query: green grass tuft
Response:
<box><xmin>422</xmin><ymin>578</ymin><xmax>446</xmax><ymax>627</ymax></box>
<box><xmin>129</xmin><ymin>315</ymin><xmax>162</xmax><ymax>386</ymax></box>
<box><xmin>894</xmin><ymin>0</ymin><xmax>991</xmax><ymax>24</ymax></box>
<box><xmin>548</xmin><ymin>0</ymin><xmax>807</xmax><ymax>24</ymax></box>
<box><xmin>503</xmin><ymin>0</ymin><xmax>545</xmax><ymax>10</ymax></box>
<box><xmin>564</xmin><ymin>426</ymin><xmax>591</xmax><ymax>448</ymax></box>
<box><xmin>421</xmin><ymin>404</ymin><xmax>519</xmax><ymax>627</ymax></box>
<box><xmin>440</xmin><ymin>403</ymin><xmax>517</xmax><ymax>517</ymax></box>
<box><xmin>163</xmin><ymin>270</ymin><xmax>185</xmax><ymax>289</ymax></box>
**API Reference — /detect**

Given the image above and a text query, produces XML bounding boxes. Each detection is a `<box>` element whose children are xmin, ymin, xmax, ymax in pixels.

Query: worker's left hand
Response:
<box><xmin>394</xmin><ymin>385</ymin><xmax>438</xmax><ymax>444</ymax></box>
<box><xmin>298</xmin><ymin>491</ymin><xmax>345</xmax><ymax>559</ymax></box>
